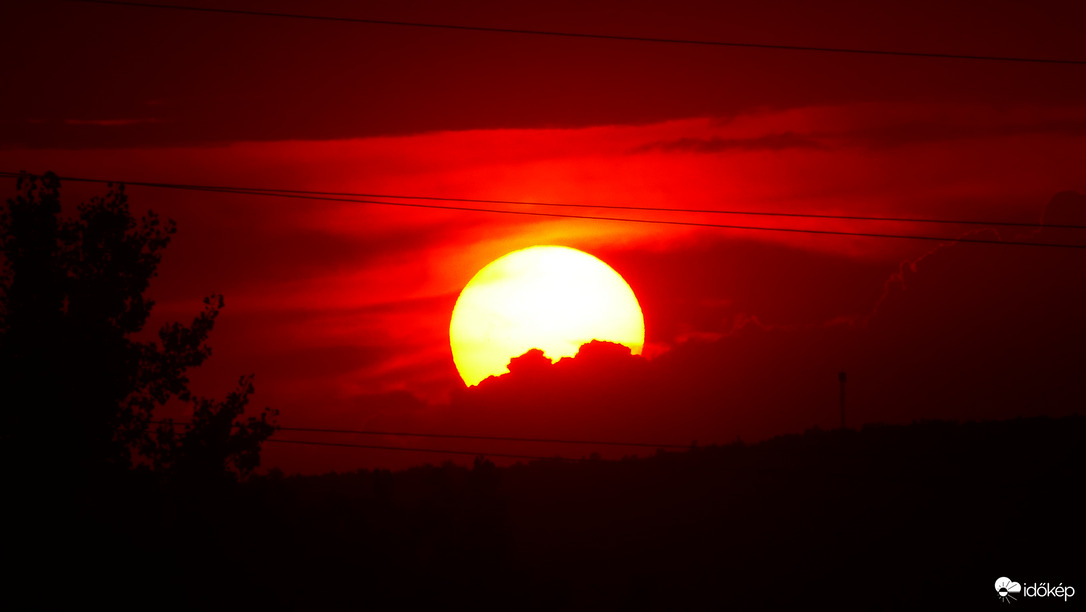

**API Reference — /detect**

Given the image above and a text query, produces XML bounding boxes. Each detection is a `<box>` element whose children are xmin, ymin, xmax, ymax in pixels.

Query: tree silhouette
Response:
<box><xmin>149</xmin><ymin>373</ymin><xmax>277</xmax><ymax>483</ymax></box>
<box><xmin>0</xmin><ymin>171</ymin><xmax>275</xmax><ymax>482</ymax></box>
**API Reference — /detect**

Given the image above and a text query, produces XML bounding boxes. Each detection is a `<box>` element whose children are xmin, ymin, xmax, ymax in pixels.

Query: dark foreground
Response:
<box><xmin>9</xmin><ymin>415</ymin><xmax>1084</xmax><ymax>610</ymax></box>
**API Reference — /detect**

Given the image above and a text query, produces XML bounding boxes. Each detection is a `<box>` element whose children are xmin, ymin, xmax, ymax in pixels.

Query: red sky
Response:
<box><xmin>3</xmin><ymin>0</ymin><xmax>1085</xmax><ymax>472</ymax></box>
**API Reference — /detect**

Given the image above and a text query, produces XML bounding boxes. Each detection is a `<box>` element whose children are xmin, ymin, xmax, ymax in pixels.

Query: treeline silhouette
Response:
<box><xmin>1</xmin><ymin>173</ymin><xmax>281</xmax><ymax>609</ymax></box>
<box><xmin>11</xmin><ymin>415</ymin><xmax>1081</xmax><ymax>610</ymax></box>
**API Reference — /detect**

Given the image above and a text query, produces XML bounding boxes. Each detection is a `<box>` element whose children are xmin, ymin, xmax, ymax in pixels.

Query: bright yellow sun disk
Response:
<box><xmin>450</xmin><ymin>245</ymin><xmax>645</xmax><ymax>386</ymax></box>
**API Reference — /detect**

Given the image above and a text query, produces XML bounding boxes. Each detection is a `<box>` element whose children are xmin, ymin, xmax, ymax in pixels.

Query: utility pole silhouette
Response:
<box><xmin>839</xmin><ymin>371</ymin><xmax>847</xmax><ymax>429</ymax></box>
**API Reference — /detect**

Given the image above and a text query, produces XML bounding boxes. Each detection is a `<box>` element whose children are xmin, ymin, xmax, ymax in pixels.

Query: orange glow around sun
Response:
<box><xmin>449</xmin><ymin>245</ymin><xmax>645</xmax><ymax>386</ymax></box>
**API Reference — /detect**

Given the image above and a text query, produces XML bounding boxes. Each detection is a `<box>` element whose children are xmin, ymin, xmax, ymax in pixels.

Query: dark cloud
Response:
<box><xmin>833</xmin><ymin>117</ymin><xmax>1086</xmax><ymax>150</ymax></box>
<box><xmin>1042</xmin><ymin>190</ymin><xmax>1086</xmax><ymax>229</ymax></box>
<box><xmin>632</xmin><ymin>114</ymin><xmax>1086</xmax><ymax>156</ymax></box>
<box><xmin>596</xmin><ymin>237</ymin><xmax>895</xmax><ymax>342</ymax></box>
<box><xmin>633</xmin><ymin>132</ymin><xmax>826</xmax><ymax>154</ymax></box>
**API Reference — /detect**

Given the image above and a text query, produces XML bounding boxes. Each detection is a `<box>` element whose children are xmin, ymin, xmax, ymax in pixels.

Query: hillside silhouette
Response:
<box><xmin>9</xmin><ymin>415</ymin><xmax>1081</xmax><ymax>610</ymax></box>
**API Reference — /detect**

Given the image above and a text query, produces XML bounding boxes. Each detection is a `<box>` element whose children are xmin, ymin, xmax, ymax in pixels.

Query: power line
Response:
<box><xmin>153</xmin><ymin>420</ymin><xmax>690</xmax><ymax>449</ymax></box>
<box><xmin>268</xmin><ymin>438</ymin><xmax>573</xmax><ymax>461</ymax></box>
<box><xmin>25</xmin><ymin>172</ymin><xmax>1084</xmax><ymax>231</ymax></box>
<box><xmin>69</xmin><ymin>0</ymin><xmax>1086</xmax><ymax>66</ymax></box>
<box><xmin>4</xmin><ymin>171</ymin><xmax>1084</xmax><ymax>250</ymax></box>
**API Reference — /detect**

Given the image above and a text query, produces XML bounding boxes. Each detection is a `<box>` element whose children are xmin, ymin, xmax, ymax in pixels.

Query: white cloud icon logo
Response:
<box><xmin>996</xmin><ymin>577</ymin><xmax>1022</xmax><ymax>602</ymax></box>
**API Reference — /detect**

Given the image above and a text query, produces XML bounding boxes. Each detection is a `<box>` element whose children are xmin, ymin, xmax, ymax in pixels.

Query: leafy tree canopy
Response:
<box><xmin>0</xmin><ymin>171</ymin><xmax>276</xmax><ymax>483</ymax></box>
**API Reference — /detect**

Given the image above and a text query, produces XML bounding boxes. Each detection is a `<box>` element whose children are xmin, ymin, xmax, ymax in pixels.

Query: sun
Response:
<box><xmin>450</xmin><ymin>245</ymin><xmax>645</xmax><ymax>386</ymax></box>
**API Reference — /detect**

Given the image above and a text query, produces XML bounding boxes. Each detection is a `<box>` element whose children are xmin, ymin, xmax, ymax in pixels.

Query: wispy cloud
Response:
<box><xmin>63</xmin><ymin>118</ymin><xmax>161</xmax><ymax>127</ymax></box>
<box><xmin>632</xmin><ymin>103</ymin><xmax>1086</xmax><ymax>154</ymax></box>
<box><xmin>633</xmin><ymin>131</ymin><xmax>826</xmax><ymax>154</ymax></box>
